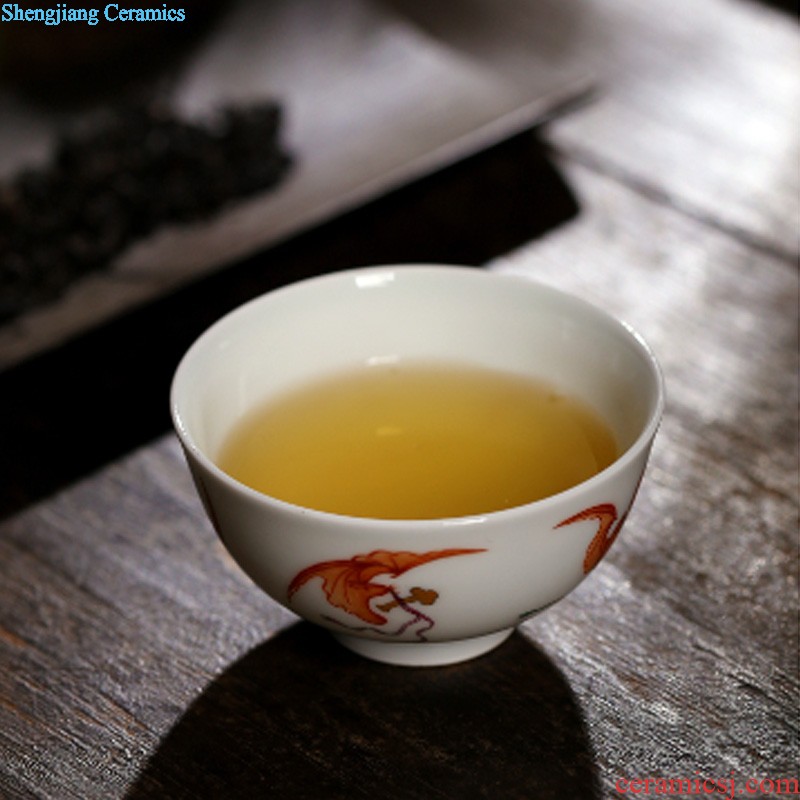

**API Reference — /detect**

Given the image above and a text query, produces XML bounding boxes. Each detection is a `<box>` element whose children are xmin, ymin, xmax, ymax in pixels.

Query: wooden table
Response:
<box><xmin>1</xmin><ymin>0</ymin><xmax>798</xmax><ymax>797</ymax></box>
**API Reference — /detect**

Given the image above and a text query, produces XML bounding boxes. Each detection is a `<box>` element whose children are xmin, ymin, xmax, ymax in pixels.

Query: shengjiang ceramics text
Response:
<box><xmin>0</xmin><ymin>2</ymin><xmax>186</xmax><ymax>25</ymax></box>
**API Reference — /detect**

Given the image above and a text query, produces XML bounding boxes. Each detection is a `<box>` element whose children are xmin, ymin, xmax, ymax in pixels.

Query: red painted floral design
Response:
<box><xmin>555</xmin><ymin>503</ymin><xmax>630</xmax><ymax>573</ymax></box>
<box><xmin>288</xmin><ymin>548</ymin><xmax>484</xmax><ymax>627</ymax></box>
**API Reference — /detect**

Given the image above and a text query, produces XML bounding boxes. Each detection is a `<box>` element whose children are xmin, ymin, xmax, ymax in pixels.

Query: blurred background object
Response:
<box><xmin>0</xmin><ymin>0</ymin><xmax>590</xmax><ymax>368</ymax></box>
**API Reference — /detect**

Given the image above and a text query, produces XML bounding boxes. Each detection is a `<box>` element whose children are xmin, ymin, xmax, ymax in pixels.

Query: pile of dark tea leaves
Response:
<box><xmin>0</xmin><ymin>101</ymin><xmax>293</xmax><ymax>324</ymax></box>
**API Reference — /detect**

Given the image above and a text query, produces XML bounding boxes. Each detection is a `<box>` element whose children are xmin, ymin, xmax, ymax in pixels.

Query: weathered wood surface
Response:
<box><xmin>539</xmin><ymin>0</ymin><xmax>800</xmax><ymax>256</ymax></box>
<box><xmin>1</xmin><ymin>0</ymin><xmax>798</xmax><ymax>797</ymax></box>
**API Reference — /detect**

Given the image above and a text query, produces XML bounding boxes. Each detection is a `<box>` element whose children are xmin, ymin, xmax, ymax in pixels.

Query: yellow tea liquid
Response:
<box><xmin>217</xmin><ymin>361</ymin><xmax>617</xmax><ymax>519</ymax></box>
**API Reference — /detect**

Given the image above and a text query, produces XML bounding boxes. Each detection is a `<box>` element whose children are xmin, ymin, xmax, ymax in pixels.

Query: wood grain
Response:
<box><xmin>541</xmin><ymin>0</ymin><xmax>800</xmax><ymax>258</ymax></box>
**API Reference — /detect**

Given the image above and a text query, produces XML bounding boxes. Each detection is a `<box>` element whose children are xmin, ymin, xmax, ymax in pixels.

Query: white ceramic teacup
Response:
<box><xmin>171</xmin><ymin>265</ymin><xmax>664</xmax><ymax>666</ymax></box>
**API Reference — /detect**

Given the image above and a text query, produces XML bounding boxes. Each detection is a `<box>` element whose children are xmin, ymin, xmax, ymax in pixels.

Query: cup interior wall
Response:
<box><xmin>174</xmin><ymin>269</ymin><xmax>661</xmax><ymax>467</ymax></box>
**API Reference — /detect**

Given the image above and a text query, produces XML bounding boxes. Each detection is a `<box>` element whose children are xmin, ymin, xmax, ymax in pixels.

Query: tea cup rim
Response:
<box><xmin>171</xmin><ymin>264</ymin><xmax>665</xmax><ymax>528</ymax></box>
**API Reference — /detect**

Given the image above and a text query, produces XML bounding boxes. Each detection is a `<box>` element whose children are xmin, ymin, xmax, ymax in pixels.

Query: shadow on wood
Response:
<box><xmin>125</xmin><ymin>625</ymin><xmax>600</xmax><ymax>800</ymax></box>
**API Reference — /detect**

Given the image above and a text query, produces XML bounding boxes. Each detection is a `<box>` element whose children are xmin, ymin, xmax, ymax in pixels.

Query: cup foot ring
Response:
<box><xmin>331</xmin><ymin>628</ymin><xmax>514</xmax><ymax>667</ymax></box>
